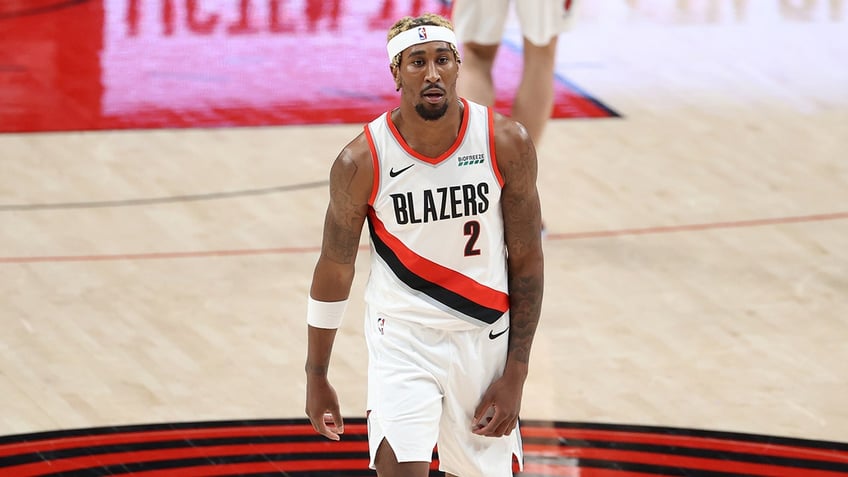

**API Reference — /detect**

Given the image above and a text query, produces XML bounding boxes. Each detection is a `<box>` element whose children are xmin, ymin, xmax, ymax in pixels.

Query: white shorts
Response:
<box><xmin>364</xmin><ymin>307</ymin><xmax>523</xmax><ymax>477</ymax></box>
<box><xmin>452</xmin><ymin>0</ymin><xmax>578</xmax><ymax>47</ymax></box>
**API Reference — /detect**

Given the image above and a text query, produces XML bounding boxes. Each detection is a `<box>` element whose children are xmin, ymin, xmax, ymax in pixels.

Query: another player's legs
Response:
<box><xmin>457</xmin><ymin>42</ymin><xmax>500</xmax><ymax>107</ymax></box>
<box><xmin>512</xmin><ymin>36</ymin><xmax>558</xmax><ymax>145</ymax></box>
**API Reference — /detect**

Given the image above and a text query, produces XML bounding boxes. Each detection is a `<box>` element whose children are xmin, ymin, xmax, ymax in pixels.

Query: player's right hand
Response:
<box><xmin>305</xmin><ymin>377</ymin><xmax>344</xmax><ymax>440</ymax></box>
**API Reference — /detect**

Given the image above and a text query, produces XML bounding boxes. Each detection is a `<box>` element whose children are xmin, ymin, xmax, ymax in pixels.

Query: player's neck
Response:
<box><xmin>393</xmin><ymin>99</ymin><xmax>464</xmax><ymax>157</ymax></box>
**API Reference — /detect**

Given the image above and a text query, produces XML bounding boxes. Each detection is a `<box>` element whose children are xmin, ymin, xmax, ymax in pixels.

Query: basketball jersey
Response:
<box><xmin>363</xmin><ymin>98</ymin><xmax>509</xmax><ymax>330</ymax></box>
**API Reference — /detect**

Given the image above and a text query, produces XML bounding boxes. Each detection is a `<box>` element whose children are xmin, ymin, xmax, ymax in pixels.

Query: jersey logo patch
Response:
<box><xmin>489</xmin><ymin>326</ymin><xmax>509</xmax><ymax>340</ymax></box>
<box><xmin>389</xmin><ymin>164</ymin><xmax>414</xmax><ymax>177</ymax></box>
<box><xmin>457</xmin><ymin>153</ymin><xmax>485</xmax><ymax>167</ymax></box>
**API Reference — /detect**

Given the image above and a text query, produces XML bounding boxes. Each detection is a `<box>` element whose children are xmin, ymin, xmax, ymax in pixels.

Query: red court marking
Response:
<box><xmin>521</xmin><ymin>446</ymin><xmax>848</xmax><ymax>477</ymax></box>
<box><xmin>124</xmin><ymin>461</ymin><xmax>371</xmax><ymax>477</ymax></box>
<box><xmin>522</xmin><ymin>427</ymin><xmax>848</xmax><ymax>463</ymax></box>
<box><xmin>0</xmin><ymin>0</ymin><xmax>614</xmax><ymax>133</ymax></box>
<box><xmin>14</xmin><ymin>460</ymin><xmax>373</xmax><ymax>477</ymax></box>
<box><xmin>546</xmin><ymin>212</ymin><xmax>848</xmax><ymax>240</ymax></box>
<box><xmin>1</xmin><ymin>212</ymin><xmax>845</xmax><ymax>264</ymax></box>
<box><xmin>0</xmin><ymin>424</ymin><xmax>368</xmax><ymax>458</ymax></box>
<box><xmin>7</xmin><ymin>443</ymin><xmax>369</xmax><ymax>476</ymax></box>
<box><xmin>2</xmin><ymin>420</ymin><xmax>846</xmax><ymax>477</ymax></box>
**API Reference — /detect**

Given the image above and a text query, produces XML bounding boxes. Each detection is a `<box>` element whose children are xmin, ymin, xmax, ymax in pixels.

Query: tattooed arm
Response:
<box><xmin>473</xmin><ymin>114</ymin><xmax>544</xmax><ymax>438</ymax></box>
<box><xmin>305</xmin><ymin>134</ymin><xmax>373</xmax><ymax>441</ymax></box>
<box><xmin>498</xmin><ymin>115</ymin><xmax>544</xmax><ymax>372</ymax></box>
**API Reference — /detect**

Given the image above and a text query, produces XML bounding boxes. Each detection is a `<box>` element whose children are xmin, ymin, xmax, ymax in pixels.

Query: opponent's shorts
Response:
<box><xmin>452</xmin><ymin>0</ymin><xmax>578</xmax><ymax>46</ymax></box>
<box><xmin>364</xmin><ymin>307</ymin><xmax>523</xmax><ymax>477</ymax></box>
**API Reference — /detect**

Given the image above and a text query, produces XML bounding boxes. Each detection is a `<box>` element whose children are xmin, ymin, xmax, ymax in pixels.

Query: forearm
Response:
<box><xmin>310</xmin><ymin>255</ymin><xmax>356</xmax><ymax>301</ymax></box>
<box><xmin>306</xmin><ymin>325</ymin><xmax>339</xmax><ymax>377</ymax></box>
<box><xmin>505</xmin><ymin>252</ymin><xmax>544</xmax><ymax>376</ymax></box>
<box><xmin>306</xmin><ymin>257</ymin><xmax>355</xmax><ymax>375</ymax></box>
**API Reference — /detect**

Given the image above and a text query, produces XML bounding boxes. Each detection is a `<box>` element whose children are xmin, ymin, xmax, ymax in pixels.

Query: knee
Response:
<box><xmin>374</xmin><ymin>438</ymin><xmax>431</xmax><ymax>477</ymax></box>
<box><xmin>463</xmin><ymin>42</ymin><xmax>499</xmax><ymax>65</ymax></box>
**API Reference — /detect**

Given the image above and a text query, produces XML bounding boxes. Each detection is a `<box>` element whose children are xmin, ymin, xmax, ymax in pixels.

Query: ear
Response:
<box><xmin>390</xmin><ymin>65</ymin><xmax>401</xmax><ymax>91</ymax></box>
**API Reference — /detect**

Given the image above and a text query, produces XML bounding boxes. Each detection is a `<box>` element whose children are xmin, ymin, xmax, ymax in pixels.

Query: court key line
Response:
<box><xmin>1</xmin><ymin>211</ymin><xmax>846</xmax><ymax>264</ymax></box>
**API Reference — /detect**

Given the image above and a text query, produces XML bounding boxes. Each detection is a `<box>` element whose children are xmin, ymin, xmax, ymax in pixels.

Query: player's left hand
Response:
<box><xmin>471</xmin><ymin>372</ymin><xmax>524</xmax><ymax>437</ymax></box>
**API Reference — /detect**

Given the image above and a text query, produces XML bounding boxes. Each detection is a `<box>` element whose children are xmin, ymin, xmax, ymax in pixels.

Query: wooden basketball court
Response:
<box><xmin>1</xmin><ymin>1</ymin><xmax>846</xmax><ymax>475</ymax></box>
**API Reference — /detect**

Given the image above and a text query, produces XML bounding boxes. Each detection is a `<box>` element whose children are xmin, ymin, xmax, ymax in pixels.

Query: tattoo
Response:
<box><xmin>507</xmin><ymin>274</ymin><xmax>543</xmax><ymax>364</ymax></box>
<box><xmin>322</xmin><ymin>152</ymin><xmax>369</xmax><ymax>264</ymax></box>
<box><xmin>501</xmin><ymin>133</ymin><xmax>541</xmax><ymax>256</ymax></box>
<box><xmin>500</xmin><ymin>124</ymin><xmax>543</xmax><ymax>366</ymax></box>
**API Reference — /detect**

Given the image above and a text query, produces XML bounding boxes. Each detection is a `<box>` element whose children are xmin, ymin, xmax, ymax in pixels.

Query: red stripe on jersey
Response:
<box><xmin>364</xmin><ymin>124</ymin><xmax>380</xmax><ymax>206</ymax></box>
<box><xmin>487</xmin><ymin>107</ymin><xmax>504</xmax><ymax>187</ymax></box>
<box><xmin>368</xmin><ymin>211</ymin><xmax>509</xmax><ymax>312</ymax></box>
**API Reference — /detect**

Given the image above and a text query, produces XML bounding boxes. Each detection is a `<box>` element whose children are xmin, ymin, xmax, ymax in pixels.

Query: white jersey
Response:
<box><xmin>363</xmin><ymin>98</ymin><xmax>509</xmax><ymax>330</ymax></box>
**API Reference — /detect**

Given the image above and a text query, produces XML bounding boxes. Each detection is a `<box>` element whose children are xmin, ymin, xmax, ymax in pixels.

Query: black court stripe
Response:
<box><xmin>26</xmin><ymin>447</ymin><xmax>840</xmax><ymax>477</ymax></box>
<box><xmin>37</xmin><ymin>453</ymin><xmax>368</xmax><ymax>477</ymax></box>
<box><xmin>521</xmin><ymin>430</ymin><xmax>848</xmax><ymax>466</ymax></box>
<box><xmin>7</xmin><ymin>435</ymin><xmax>844</xmax><ymax>473</ymax></box>
<box><xmin>368</xmin><ymin>218</ymin><xmax>504</xmax><ymax>324</ymax></box>
<box><xmin>4</xmin><ymin>420</ymin><xmax>846</xmax><ymax>477</ymax></box>
<box><xmin>4</xmin><ymin>418</ymin><xmax>841</xmax><ymax>450</ymax></box>
<box><xmin>554</xmin><ymin>72</ymin><xmax>623</xmax><ymax>118</ymax></box>
<box><xmin>0</xmin><ymin>418</ymin><xmax>368</xmax><ymax>444</ymax></box>
<box><xmin>0</xmin><ymin>424</ymin><xmax>369</xmax><ymax>461</ymax></box>
<box><xmin>0</xmin><ymin>436</ymin><xmax>367</xmax><ymax>467</ymax></box>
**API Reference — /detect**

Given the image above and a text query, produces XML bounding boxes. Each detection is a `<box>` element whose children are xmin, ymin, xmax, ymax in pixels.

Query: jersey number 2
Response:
<box><xmin>463</xmin><ymin>221</ymin><xmax>481</xmax><ymax>256</ymax></box>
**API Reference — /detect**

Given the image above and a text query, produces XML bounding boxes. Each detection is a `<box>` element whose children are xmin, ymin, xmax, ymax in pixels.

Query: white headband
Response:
<box><xmin>386</xmin><ymin>25</ymin><xmax>457</xmax><ymax>62</ymax></box>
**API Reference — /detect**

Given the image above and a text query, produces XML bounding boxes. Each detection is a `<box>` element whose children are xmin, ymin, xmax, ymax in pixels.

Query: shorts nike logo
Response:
<box><xmin>488</xmin><ymin>326</ymin><xmax>508</xmax><ymax>340</ymax></box>
<box><xmin>389</xmin><ymin>164</ymin><xmax>414</xmax><ymax>177</ymax></box>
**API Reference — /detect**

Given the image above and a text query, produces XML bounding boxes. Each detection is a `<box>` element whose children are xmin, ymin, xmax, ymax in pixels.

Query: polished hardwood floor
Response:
<box><xmin>1</xmin><ymin>1</ymin><xmax>846</xmax><ymax>475</ymax></box>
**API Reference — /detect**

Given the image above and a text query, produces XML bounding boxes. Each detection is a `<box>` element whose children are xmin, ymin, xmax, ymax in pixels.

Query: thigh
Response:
<box><xmin>515</xmin><ymin>0</ymin><xmax>578</xmax><ymax>46</ymax></box>
<box><xmin>436</xmin><ymin>316</ymin><xmax>522</xmax><ymax>477</ymax></box>
<box><xmin>374</xmin><ymin>438</ymin><xmax>432</xmax><ymax>477</ymax></box>
<box><xmin>452</xmin><ymin>0</ymin><xmax>511</xmax><ymax>45</ymax></box>
<box><xmin>365</xmin><ymin>313</ymin><xmax>446</xmax><ymax>469</ymax></box>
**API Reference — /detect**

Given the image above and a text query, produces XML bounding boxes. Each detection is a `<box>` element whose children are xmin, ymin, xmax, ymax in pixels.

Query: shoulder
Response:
<box><xmin>494</xmin><ymin>112</ymin><xmax>531</xmax><ymax>146</ymax></box>
<box><xmin>491</xmin><ymin>112</ymin><xmax>536</xmax><ymax>175</ymax></box>
<box><xmin>328</xmin><ymin>131</ymin><xmax>374</xmax><ymax>199</ymax></box>
<box><xmin>333</xmin><ymin>131</ymin><xmax>373</xmax><ymax>175</ymax></box>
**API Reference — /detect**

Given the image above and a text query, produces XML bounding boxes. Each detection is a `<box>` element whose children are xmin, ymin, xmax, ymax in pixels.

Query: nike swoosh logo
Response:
<box><xmin>389</xmin><ymin>164</ymin><xmax>414</xmax><ymax>177</ymax></box>
<box><xmin>488</xmin><ymin>326</ymin><xmax>509</xmax><ymax>340</ymax></box>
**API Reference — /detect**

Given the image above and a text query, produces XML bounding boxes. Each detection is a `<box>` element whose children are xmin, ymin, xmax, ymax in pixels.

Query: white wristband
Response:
<box><xmin>307</xmin><ymin>296</ymin><xmax>348</xmax><ymax>329</ymax></box>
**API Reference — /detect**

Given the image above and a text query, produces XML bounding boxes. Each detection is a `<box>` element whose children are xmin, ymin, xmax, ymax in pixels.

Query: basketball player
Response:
<box><xmin>304</xmin><ymin>13</ymin><xmax>544</xmax><ymax>477</ymax></box>
<box><xmin>453</xmin><ymin>0</ymin><xmax>577</xmax><ymax>146</ymax></box>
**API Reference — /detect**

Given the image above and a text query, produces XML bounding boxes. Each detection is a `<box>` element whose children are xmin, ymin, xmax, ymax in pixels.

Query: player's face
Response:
<box><xmin>395</xmin><ymin>41</ymin><xmax>459</xmax><ymax>121</ymax></box>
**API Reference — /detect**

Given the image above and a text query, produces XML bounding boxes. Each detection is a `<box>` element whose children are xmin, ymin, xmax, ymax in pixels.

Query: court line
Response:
<box><xmin>0</xmin><ymin>182</ymin><xmax>329</xmax><ymax>211</ymax></box>
<box><xmin>0</xmin><ymin>246</ymin><xmax>325</xmax><ymax>264</ymax></box>
<box><xmin>545</xmin><ymin>212</ymin><xmax>848</xmax><ymax>240</ymax></box>
<box><xmin>1</xmin><ymin>211</ymin><xmax>845</xmax><ymax>264</ymax></box>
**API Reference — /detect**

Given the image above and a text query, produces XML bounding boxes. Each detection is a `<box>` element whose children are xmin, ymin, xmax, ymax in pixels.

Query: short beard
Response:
<box><xmin>415</xmin><ymin>101</ymin><xmax>449</xmax><ymax>121</ymax></box>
